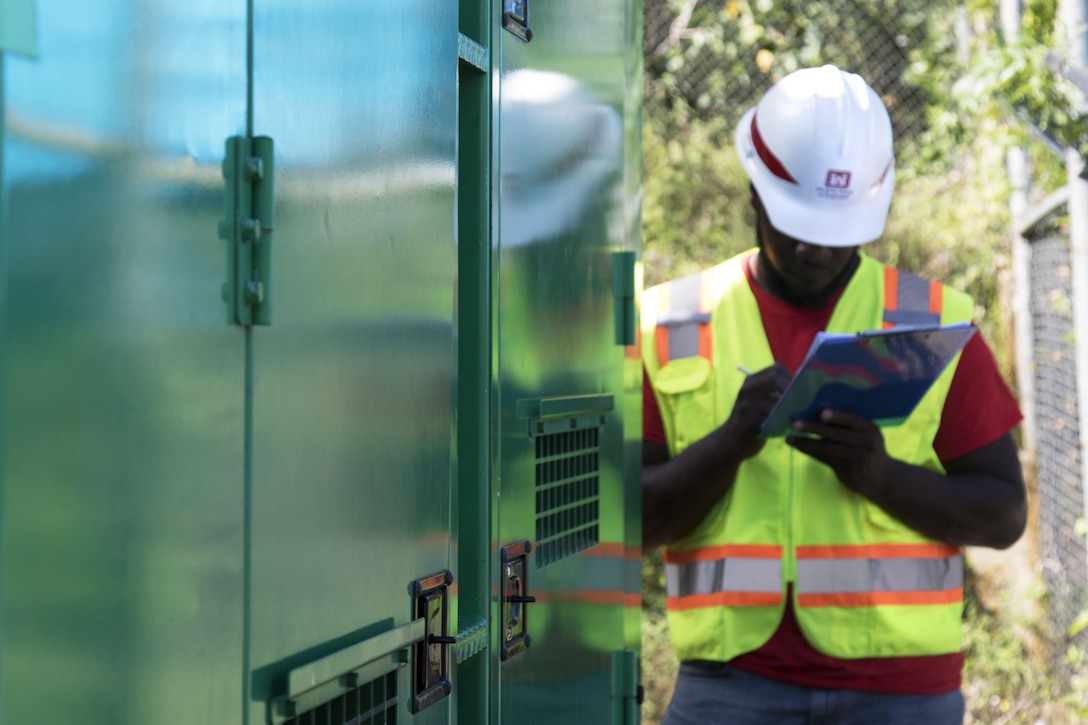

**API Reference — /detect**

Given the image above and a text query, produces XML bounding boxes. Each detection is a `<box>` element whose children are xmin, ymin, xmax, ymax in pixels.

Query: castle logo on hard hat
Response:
<box><xmin>817</xmin><ymin>168</ymin><xmax>855</xmax><ymax>200</ymax></box>
<box><xmin>826</xmin><ymin>170</ymin><xmax>851</xmax><ymax>189</ymax></box>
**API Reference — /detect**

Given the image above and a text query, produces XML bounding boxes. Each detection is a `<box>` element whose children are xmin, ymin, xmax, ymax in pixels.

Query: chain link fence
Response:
<box><xmin>1029</xmin><ymin>230</ymin><xmax>1088</xmax><ymax>649</ymax></box>
<box><xmin>643</xmin><ymin>0</ymin><xmax>932</xmax><ymax>152</ymax></box>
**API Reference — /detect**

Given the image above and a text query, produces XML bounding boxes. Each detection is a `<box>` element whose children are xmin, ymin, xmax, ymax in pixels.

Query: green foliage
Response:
<box><xmin>904</xmin><ymin>0</ymin><xmax>1081</xmax><ymax>185</ymax></box>
<box><xmin>1023</xmin><ymin>0</ymin><xmax>1057</xmax><ymax>42</ymax></box>
<box><xmin>640</xmin><ymin>550</ymin><xmax>677</xmax><ymax>725</ymax></box>
<box><xmin>1069</xmin><ymin>609</ymin><xmax>1088</xmax><ymax>638</ymax></box>
<box><xmin>961</xmin><ymin>592</ymin><xmax>1088</xmax><ymax>724</ymax></box>
<box><xmin>953</xmin><ymin>43</ymin><xmax>1088</xmax><ymax>157</ymax></box>
<box><xmin>641</xmin><ymin>116</ymin><xmax>753</xmax><ymax>288</ymax></box>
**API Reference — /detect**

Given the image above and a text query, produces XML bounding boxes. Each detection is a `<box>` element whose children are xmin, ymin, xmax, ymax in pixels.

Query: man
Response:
<box><xmin>641</xmin><ymin>65</ymin><xmax>1027</xmax><ymax>725</ymax></box>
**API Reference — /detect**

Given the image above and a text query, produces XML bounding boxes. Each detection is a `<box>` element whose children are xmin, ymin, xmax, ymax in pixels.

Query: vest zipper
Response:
<box><xmin>785</xmin><ymin>447</ymin><xmax>797</xmax><ymax>586</ymax></box>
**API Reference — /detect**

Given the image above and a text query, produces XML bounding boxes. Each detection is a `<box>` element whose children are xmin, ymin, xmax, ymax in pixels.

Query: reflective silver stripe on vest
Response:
<box><xmin>883</xmin><ymin>270</ymin><xmax>940</xmax><ymax>327</ymax></box>
<box><xmin>663</xmin><ymin>322</ymin><xmax>701</xmax><ymax>361</ymax></box>
<box><xmin>665</xmin><ymin>557</ymin><xmax>782</xmax><ymax>597</ymax></box>
<box><xmin>657</xmin><ymin>272</ymin><xmax>707</xmax><ymax>361</ymax></box>
<box><xmin>796</xmin><ymin>553</ymin><xmax>963</xmax><ymax>595</ymax></box>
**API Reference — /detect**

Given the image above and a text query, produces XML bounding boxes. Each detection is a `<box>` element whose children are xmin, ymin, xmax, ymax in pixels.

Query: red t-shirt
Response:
<box><xmin>643</xmin><ymin>256</ymin><xmax>1023</xmax><ymax>694</ymax></box>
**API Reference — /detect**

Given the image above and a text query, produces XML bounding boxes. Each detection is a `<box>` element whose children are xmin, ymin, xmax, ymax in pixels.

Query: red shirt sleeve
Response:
<box><xmin>933</xmin><ymin>330</ymin><xmax>1023</xmax><ymax>460</ymax></box>
<box><xmin>643</xmin><ymin>368</ymin><xmax>667</xmax><ymax>445</ymax></box>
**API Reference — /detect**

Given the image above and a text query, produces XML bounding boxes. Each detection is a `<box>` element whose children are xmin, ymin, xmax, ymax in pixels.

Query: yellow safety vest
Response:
<box><xmin>641</xmin><ymin>250</ymin><xmax>973</xmax><ymax>661</ymax></box>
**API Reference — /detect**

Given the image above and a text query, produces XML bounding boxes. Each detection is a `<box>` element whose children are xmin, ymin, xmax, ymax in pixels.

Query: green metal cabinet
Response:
<box><xmin>0</xmin><ymin>1</ymin><xmax>642</xmax><ymax>723</ymax></box>
<box><xmin>488</xmin><ymin>1</ymin><xmax>643</xmax><ymax>723</ymax></box>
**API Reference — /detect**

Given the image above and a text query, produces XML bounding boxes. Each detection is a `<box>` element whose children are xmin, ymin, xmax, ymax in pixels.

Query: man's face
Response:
<box><xmin>753</xmin><ymin>197</ymin><xmax>859</xmax><ymax>306</ymax></box>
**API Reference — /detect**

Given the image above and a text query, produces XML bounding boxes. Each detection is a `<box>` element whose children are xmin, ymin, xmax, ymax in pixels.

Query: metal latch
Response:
<box><xmin>502</xmin><ymin>0</ymin><xmax>532</xmax><ymax>42</ymax></box>
<box><xmin>501</xmin><ymin>540</ymin><xmax>536</xmax><ymax>660</ymax></box>
<box><xmin>219</xmin><ymin>135</ymin><xmax>274</xmax><ymax>326</ymax></box>
<box><xmin>411</xmin><ymin>570</ymin><xmax>454</xmax><ymax>713</ymax></box>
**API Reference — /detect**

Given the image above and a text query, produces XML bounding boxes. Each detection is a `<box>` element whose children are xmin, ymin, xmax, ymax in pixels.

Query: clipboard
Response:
<box><xmin>759</xmin><ymin>322</ymin><xmax>977</xmax><ymax>437</ymax></box>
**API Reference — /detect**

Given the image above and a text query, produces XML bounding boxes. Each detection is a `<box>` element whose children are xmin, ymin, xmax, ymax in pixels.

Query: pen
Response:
<box><xmin>737</xmin><ymin>365</ymin><xmax>754</xmax><ymax>376</ymax></box>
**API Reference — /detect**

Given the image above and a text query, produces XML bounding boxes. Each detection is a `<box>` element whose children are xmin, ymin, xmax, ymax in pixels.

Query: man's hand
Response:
<box><xmin>785</xmin><ymin>408</ymin><xmax>891</xmax><ymax>498</ymax></box>
<box><xmin>726</xmin><ymin>363</ymin><xmax>791</xmax><ymax>460</ymax></box>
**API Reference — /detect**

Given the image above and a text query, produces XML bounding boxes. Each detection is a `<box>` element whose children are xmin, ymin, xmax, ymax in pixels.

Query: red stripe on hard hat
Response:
<box><xmin>751</xmin><ymin>114</ymin><xmax>798</xmax><ymax>184</ymax></box>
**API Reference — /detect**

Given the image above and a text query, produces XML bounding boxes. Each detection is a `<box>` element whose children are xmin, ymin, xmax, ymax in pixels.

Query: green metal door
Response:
<box><xmin>244</xmin><ymin>2</ymin><xmax>459</xmax><ymax>724</ymax></box>
<box><xmin>492</xmin><ymin>0</ymin><xmax>643</xmax><ymax>722</ymax></box>
<box><xmin>2</xmin><ymin>1</ymin><xmax>463</xmax><ymax>723</ymax></box>
<box><xmin>1</xmin><ymin>1</ymin><xmax>248</xmax><ymax>722</ymax></box>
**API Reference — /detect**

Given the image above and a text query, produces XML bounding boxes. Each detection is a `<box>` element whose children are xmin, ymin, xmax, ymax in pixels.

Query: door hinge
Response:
<box><xmin>612</xmin><ymin>251</ymin><xmax>637</xmax><ymax>346</ymax></box>
<box><xmin>611</xmin><ymin>649</ymin><xmax>642</xmax><ymax>725</ymax></box>
<box><xmin>219</xmin><ymin>135</ymin><xmax>274</xmax><ymax>326</ymax></box>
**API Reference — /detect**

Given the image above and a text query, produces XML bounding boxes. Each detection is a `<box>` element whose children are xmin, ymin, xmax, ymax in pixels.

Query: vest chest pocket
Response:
<box><xmin>654</xmin><ymin>356</ymin><xmax>716</xmax><ymax>455</ymax></box>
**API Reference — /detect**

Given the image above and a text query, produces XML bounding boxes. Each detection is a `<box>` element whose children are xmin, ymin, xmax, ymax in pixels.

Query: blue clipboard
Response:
<box><xmin>759</xmin><ymin>322</ymin><xmax>977</xmax><ymax>437</ymax></box>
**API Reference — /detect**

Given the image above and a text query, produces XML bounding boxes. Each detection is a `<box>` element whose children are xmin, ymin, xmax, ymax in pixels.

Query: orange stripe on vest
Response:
<box><xmin>796</xmin><ymin>543</ymin><xmax>961</xmax><ymax>560</ymax></box>
<box><xmin>666</xmin><ymin>591</ymin><xmax>784</xmax><ymax>610</ymax></box>
<box><xmin>664</xmin><ymin>543</ymin><xmax>783</xmax><ymax>565</ymax></box>
<box><xmin>798</xmin><ymin>588</ymin><xmax>963</xmax><ymax>608</ymax></box>
<box><xmin>883</xmin><ymin>266</ymin><xmax>898</xmax><ymax>329</ymax></box>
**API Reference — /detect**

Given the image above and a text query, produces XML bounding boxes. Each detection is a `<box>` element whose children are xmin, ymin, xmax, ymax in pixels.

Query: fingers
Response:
<box><xmin>785</xmin><ymin>409</ymin><xmax>889</xmax><ymax>493</ymax></box>
<box><xmin>739</xmin><ymin>363</ymin><xmax>790</xmax><ymax>401</ymax></box>
<box><xmin>786</xmin><ymin>433</ymin><xmax>855</xmax><ymax>466</ymax></box>
<box><xmin>727</xmin><ymin>363</ymin><xmax>792</xmax><ymax>446</ymax></box>
<box><xmin>791</xmin><ymin>408</ymin><xmax>869</xmax><ymax>438</ymax></box>
<box><xmin>787</xmin><ymin>431</ymin><xmax>864</xmax><ymax>486</ymax></box>
<box><xmin>725</xmin><ymin>364</ymin><xmax>789</xmax><ymax>457</ymax></box>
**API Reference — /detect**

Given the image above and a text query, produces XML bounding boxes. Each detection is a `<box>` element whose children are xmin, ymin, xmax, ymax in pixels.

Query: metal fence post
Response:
<box><xmin>1002</xmin><ymin>0</ymin><xmax>1038</xmax><ymax>458</ymax></box>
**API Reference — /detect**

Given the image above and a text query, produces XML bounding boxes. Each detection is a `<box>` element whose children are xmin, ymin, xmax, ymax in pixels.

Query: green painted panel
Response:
<box><xmin>456</xmin><ymin>5</ymin><xmax>493</xmax><ymax>725</ymax></box>
<box><xmin>0</xmin><ymin>0</ymin><xmax>37</xmax><ymax>58</ymax></box>
<box><xmin>246</xmin><ymin>2</ymin><xmax>458</xmax><ymax>723</ymax></box>
<box><xmin>1</xmin><ymin>1</ymin><xmax>248</xmax><ymax>723</ymax></box>
<box><xmin>493</xmin><ymin>0</ymin><xmax>641</xmax><ymax>721</ymax></box>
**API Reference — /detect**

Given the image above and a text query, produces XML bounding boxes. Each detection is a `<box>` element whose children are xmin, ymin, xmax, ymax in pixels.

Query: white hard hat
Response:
<box><xmin>734</xmin><ymin>65</ymin><xmax>895</xmax><ymax>247</ymax></box>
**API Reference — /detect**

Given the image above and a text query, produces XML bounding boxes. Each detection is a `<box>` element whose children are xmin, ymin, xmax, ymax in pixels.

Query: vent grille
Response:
<box><xmin>534</xmin><ymin>427</ymin><xmax>600</xmax><ymax>567</ymax></box>
<box><xmin>284</xmin><ymin>671</ymin><xmax>397</xmax><ymax>725</ymax></box>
